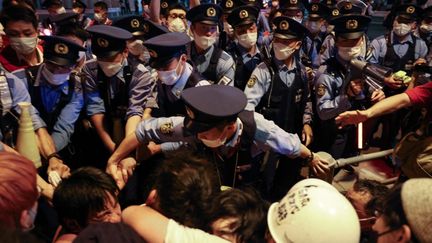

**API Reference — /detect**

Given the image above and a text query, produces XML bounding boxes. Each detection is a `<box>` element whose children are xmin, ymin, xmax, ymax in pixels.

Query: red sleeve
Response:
<box><xmin>405</xmin><ymin>82</ymin><xmax>432</xmax><ymax>107</ymax></box>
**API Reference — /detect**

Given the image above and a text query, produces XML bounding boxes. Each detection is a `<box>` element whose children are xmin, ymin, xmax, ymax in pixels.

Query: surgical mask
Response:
<box><xmin>338</xmin><ymin>45</ymin><xmax>362</xmax><ymax>61</ymax></box>
<box><xmin>168</xmin><ymin>18</ymin><xmax>186</xmax><ymax>32</ymax></box>
<box><xmin>127</xmin><ymin>39</ymin><xmax>145</xmax><ymax>56</ymax></box>
<box><xmin>193</xmin><ymin>32</ymin><xmax>216</xmax><ymax>50</ymax></box>
<box><xmin>223</xmin><ymin>21</ymin><xmax>234</xmax><ymax>36</ymax></box>
<box><xmin>420</xmin><ymin>24</ymin><xmax>432</xmax><ymax>34</ymax></box>
<box><xmin>42</xmin><ymin>66</ymin><xmax>70</xmax><ymax>86</ymax></box>
<box><xmin>292</xmin><ymin>17</ymin><xmax>303</xmax><ymax>24</ymax></box>
<box><xmin>94</xmin><ymin>13</ymin><xmax>104</xmax><ymax>22</ymax></box>
<box><xmin>393</xmin><ymin>22</ymin><xmax>412</xmax><ymax>37</ymax></box>
<box><xmin>9</xmin><ymin>36</ymin><xmax>38</xmax><ymax>55</ymax></box>
<box><xmin>308</xmin><ymin>21</ymin><xmax>321</xmax><ymax>34</ymax></box>
<box><xmin>157</xmin><ymin>59</ymin><xmax>182</xmax><ymax>85</ymax></box>
<box><xmin>77</xmin><ymin>51</ymin><xmax>86</xmax><ymax>62</ymax></box>
<box><xmin>200</xmin><ymin>130</ymin><xmax>227</xmax><ymax>148</ymax></box>
<box><xmin>56</xmin><ymin>7</ymin><xmax>66</xmax><ymax>14</ymax></box>
<box><xmin>237</xmin><ymin>32</ymin><xmax>257</xmax><ymax>49</ymax></box>
<box><xmin>273</xmin><ymin>42</ymin><xmax>297</xmax><ymax>60</ymax></box>
<box><xmin>98</xmin><ymin>59</ymin><xmax>124</xmax><ymax>77</ymax></box>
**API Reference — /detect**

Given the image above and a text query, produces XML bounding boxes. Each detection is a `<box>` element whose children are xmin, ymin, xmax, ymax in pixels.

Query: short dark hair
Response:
<box><xmin>152</xmin><ymin>149</ymin><xmax>219</xmax><ymax>230</ymax></box>
<box><xmin>208</xmin><ymin>188</ymin><xmax>270</xmax><ymax>243</ymax></box>
<box><xmin>53</xmin><ymin>167</ymin><xmax>119</xmax><ymax>234</ymax></box>
<box><xmin>379</xmin><ymin>183</ymin><xmax>420</xmax><ymax>243</ymax></box>
<box><xmin>0</xmin><ymin>4</ymin><xmax>38</xmax><ymax>30</ymax></box>
<box><xmin>353</xmin><ymin>179</ymin><xmax>389</xmax><ymax>216</ymax></box>
<box><xmin>94</xmin><ymin>1</ymin><xmax>108</xmax><ymax>10</ymax></box>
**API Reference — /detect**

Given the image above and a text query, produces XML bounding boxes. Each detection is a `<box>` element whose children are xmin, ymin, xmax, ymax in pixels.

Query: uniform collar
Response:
<box><xmin>237</xmin><ymin>43</ymin><xmax>260</xmax><ymax>58</ymax></box>
<box><xmin>191</xmin><ymin>43</ymin><xmax>214</xmax><ymax>60</ymax></box>
<box><xmin>391</xmin><ymin>32</ymin><xmax>414</xmax><ymax>44</ymax></box>
<box><xmin>17</xmin><ymin>46</ymin><xmax>43</xmax><ymax>66</ymax></box>
<box><xmin>171</xmin><ymin>62</ymin><xmax>193</xmax><ymax>98</ymax></box>
<box><xmin>115</xmin><ymin>59</ymin><xmax>129</xmax><ymax>82</ymax></box>
<box><xmin>274</xmin><ymin>57</ymin><xmax>297</xmax><ymax>73</ymax></box>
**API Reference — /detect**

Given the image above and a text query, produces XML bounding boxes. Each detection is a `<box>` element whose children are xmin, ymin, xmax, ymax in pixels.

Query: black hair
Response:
<box><xmin>378</xmin><ymin>183</ymin><xmax>420</xmax><ymax>243</ymax></box>
<box><xmin>53</xmin><ymin>167</ymin><xmax>119</xmax><ymax>234</ymax></box>
<box><xmin>208</xmin><ymin>188</ymin><xmax>270</xmax><ymax>243</ymax></box>
<box><xmin>0</xmin><ymin>4</ymin><xmax>38</xmax><ymax>30</ymax></box>
<box><xmin>2</xmin><ymin>0</ymin><xmax>35</xmax><ymax>10</ymax></box>
<box><xmin>353</xmin><ymin>179</ymin><xmax>389</xmax><ymax>216</ymax></box>
<box><xmin>151</xmin><ymin>149</ymin><xmax>219</xmax><ymax>231</ymax></box>
<box><xmin>94</xmin><ymin>1</ymin><xmax>108</xmax><ymax>10</ymax></box>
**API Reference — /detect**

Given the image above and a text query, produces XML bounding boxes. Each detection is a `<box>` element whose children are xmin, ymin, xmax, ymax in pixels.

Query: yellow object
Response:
<box><xmin>16</xmin><ymin>102</ymin><xmax>41</xmax><ymax>168</ymax></box>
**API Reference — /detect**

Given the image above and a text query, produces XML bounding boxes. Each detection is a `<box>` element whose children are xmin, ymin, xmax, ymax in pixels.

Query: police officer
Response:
<box><xmin>39</xmin><ymin>0</ymin><xmax>66</xmax><ymax>36</ymax></box>
<box><xmin>244</xmin><ymin>16</ymin><xmax>313</xmax><ymax>199</ymax></box>
<box><xmin>72</xmin><ymin>0</ymin><xmax>92</xmax><ymax>29</ymax></box>
<box><xmin>226</xmin><ymin>6</ymin><xmax>263</xmax><ymax>90</ymax></box>
<box><xmin>369</xmin><ymin>4</ymin><xmax>427</xmax><ymax>83</ymax></box>
<box><xmin>319</xmin><ymin>1</ymin><xmax>368</xmax><ymax>67</ymax></box>
<box><xmin>107</xmin><ymin>85</ymin><xmax>329</xmax><ymax>190</ymax></box>
<box><xmin>302</xmin><ymin>3</ymin><xmax>330</xmax><ymax>70</ymax></box>
<box><xmin>219</xmin><ymin>0</ymin><xmax>238</xmax><ymax>50</ymax></box>
<box><xmin>315</xmin><ymin>15</ymin><xmax>385</xmax><ymax>159</ymax></box>
<box><xmin>419</xmin><ymin>7</ymin><xmax>432</xmax><ymax>52</ymax></box>
<box><xmin>13</xmin><ymin>36</ymin><xmax>85</xmax><ymax>154</ymax></box>
<box><xmin>144</xmin><ymin>32</ymin><xmax>209</xmax><ymax>119</ymax></box>
<box><xmin>187</xmin><ymin>3</ymin><xmax>236</xmax><ymax>85</ymax></box>
<box><xmin>83</xmin><ymin>25</ymin><xmax>155</xmax><ymax>154</ymax></box>
<box><xmin>369</xmin><ymin>4</ymin><xmax>427</xmax><ymax>148</ymax></box>
<box><xmin>113</xmin><ymin>16</ymin><xmax>168</xmax><ymax>70</ymax></box>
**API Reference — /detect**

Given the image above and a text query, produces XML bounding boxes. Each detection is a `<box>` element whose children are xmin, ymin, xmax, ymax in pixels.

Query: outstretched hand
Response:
<box><xmin>335</xmin><ymin>110</ymin><xmax>369</xmax><ymax>128</ymax></box>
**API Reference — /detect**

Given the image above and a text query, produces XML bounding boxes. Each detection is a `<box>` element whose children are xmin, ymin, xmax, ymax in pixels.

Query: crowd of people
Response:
<box><xmin>0</xmin><ymin>0</ymin><xmax>431</xmax><ymax>242</ymax></box>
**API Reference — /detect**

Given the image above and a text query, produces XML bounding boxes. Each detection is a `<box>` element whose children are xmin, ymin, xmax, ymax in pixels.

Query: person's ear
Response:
<box><xmin>180</xmin><ymin>54</ymin><xmax>187</xmax><ymax>62</ymax></box>
<box><xmin>122</xmin><ymin>48</ymin><xmax>129</xmax><ymax>58</ymax></box>
<box><xmin>398</xmin><ymin>224</ymin><xmax>412</xmax><ymax>242</ymax></box>
<box><xmin>20</xmin><ymin>209</ymin><xmax>32</xmax><ymax>229</ymax></box>
<box><xmin>295</xmin><ymin>41</ymin><xmax>302</xmax><ymax>50</ymax></box>
<box><xmin>145</xmin><ymin>189</ymin><xmax>158</xmax><ymax>208</ymax></box>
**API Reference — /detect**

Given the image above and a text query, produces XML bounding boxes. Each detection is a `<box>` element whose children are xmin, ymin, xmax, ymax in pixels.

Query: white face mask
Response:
<box><xmin>56</xmin><ymin>7</ymin><xmax>66</xmax><ymax>14</ymax></box>
<box><xmin>200</xmin><ymin>129</ymin><xmax>227</xmax><ymax>148</ymax></box>
<box><xmin>193</xmin><ymin>32</ymin><xmax>216</xmax><ymax>50</ymax></box>
<box><xmin>168</xmin><ymin>18</ymin><xmax>186</xmax><ymax>32</ymax></box>
<box><xmin>308</xmin><ymin>21</ymin><xmax>321</xmax><ymax>34</ymax></box>
<box><xmin>393</xmin><ymin>21</ymin><xmax>412</xmax><ymax>37</ymax></box>
<box><xmin>338</xmin><ymin>45</ymin><xmax>362</xmax><ymax>61</ymax></box>
<box><xmin>223</xmin><ymin>21</ymin><xmax>234</xmax><ymax>36</ymax></box>
<box><xmin>127</xmin><ymin>39</ymin><xmax>145</xmax><ymax>56</ymax></box>
<box><xmin>94</xmin><ymin>13</ymin><xmax>104</xmax><ymax>22</ymax></box>
<box><xmin>77</xmin><ymin>51</ymin><xmax>86</xmax><ymax>62</ymax></box>
<box><xmin>420</xmin><ymin>24</ymin><xmax>432</xmax><ymax>34</ymax></box>
<box><xmin>326</xmin><ymin>25</ymin><xmax>334</xmax><ymax>34</ymax></box>
<box><xmin>237</xmin><ymin>32</ymin><xmax>257</xmax><ymax>49</ymax></box>
<box><xmin>98</xmin><ymin>59</ymin><xmax>124</xmax><ymax>77</ymax></box>
<box><xmin>292</xmin><ymin>17</ymin><xmax>303</xmax><ymax>24</ymax></box>
<box><xmin>42</xmin><ymin>66</ymin><xmax>70</xmax><ymax>86</ymax></box>
<box><xmin>9</xmin><ymin>36</ymin><xmax>38</xmax><ymax>55</ymax></box>
<box><xmin>273</xmin><ymin>42</ymin><xmax>297</xmax><ymax>60</ymax></box>
<box><xmin>157</xmin><ymin>59</ymin><xmax>183</xmax><ymax>85</ymax></box>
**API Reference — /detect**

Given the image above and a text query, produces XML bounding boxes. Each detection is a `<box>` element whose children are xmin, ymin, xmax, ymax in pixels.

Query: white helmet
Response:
<box><xmin>267</xmin><ymin>184</ymin><xmax>360</xmax><ymax>243</ymax></box>
<box><xmin>288</xmin><ymin>178</ymin><xmax>338</xmax><ymax>194</ymax></box>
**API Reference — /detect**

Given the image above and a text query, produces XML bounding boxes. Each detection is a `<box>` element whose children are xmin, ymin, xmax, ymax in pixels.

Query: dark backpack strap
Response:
<box><xmin>203</xmin><ymin>46</ymin><xmax>223</xmax><ymax>82</ymax></box>
<box><xmin>238</xmin><ymin>110</ymin><xmax>257</xmax><ymax>150</ymax></box>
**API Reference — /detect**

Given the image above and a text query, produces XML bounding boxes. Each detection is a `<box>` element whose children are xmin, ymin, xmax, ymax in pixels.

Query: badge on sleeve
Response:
<box><xmin>247</xmin><ymin>75</ymin><xmax>257</xmax><ymax>88</ymax></box>
<box><xmin>317</xmin><ymin>84</ymin><xmax>326</xmax><ymax>97</ymax></box>
<box><xmin>219</xmin><ymin>75</ymin><xmax>232</xmax><ymax>85</ymax></box>
<box><xmin>159</xmin><ymin>122</ymin><xmax>174</xmax><ymax>134</ymax></box>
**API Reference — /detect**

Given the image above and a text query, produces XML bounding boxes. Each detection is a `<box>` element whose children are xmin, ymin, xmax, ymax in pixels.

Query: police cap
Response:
<box><xmin>273</xmin><ymin>16</ymin><xmax>310</xmax><ymax>40</ymax></box>
<box><xmin>87</xmin><ymin>25</ymin><xmax>133</xmax><ymax>58</ymax></box>
<box><xmin>50</xmin><ymin>12</ymin><xmax>78</xmax><ymax>26</ymax></box>
<box><xmin>181</xmin><ymin>85</ymin><xmax>247</xmax><ymax>134</ymax></box>
<box><xmin>307</xmin><ymin>3</ymin><xmax>330</xmax><ymax>20</ymax></box>
<box><xmin>280</xmin><ymin>0</ymin><xmax>305</xmax><ymax>12</ymax></box>
<box><xmin>187</xmin><ymin>3</ymin><xmax>222</xmax><ymax>25</ymax></box>
<box><xmin>321</xmin><ymin>0</ymin><xmax>336</xmax><ymax>8</ymax></box>
<box><xmin>330</xmin><ymin>14</ymin><xmax>371</xmax><ymax>39</ymax></box>
<box><xmin>42</xmin><ymin>0</ymin><xmax>62</xmax><ymax>8</ymax></box>
<box><xmin>394</xmin><ymin>4</ymin><xmax>422</xmax><ymax>22</ymax></box>
<box><xmin>113</xmin><ymin>16</ymin><xmax>168</xmax><ymax>39</ymax></box>
<box><xmin>39</xmin><ymin>35</ymin><xmax>86</xmax><ymax>66</ymax></box>
<box><xmin>220</xmin><ymin>0</ymin><xmax>238</xmax><ymax>14</ymax></box>
<box><xmin>336</xmin><ymin>0</ymin><xmax>366</xmax><ymax>15</ymax></box>
<box><xmin>143</xmin><ymin>32</ymin><xmax>191</xmax><ymax>69</ymax></box>
<box><xmin>227</xmin><ymin>6</ymin><xmax>259</xmax><ymax>28</ymax></box>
